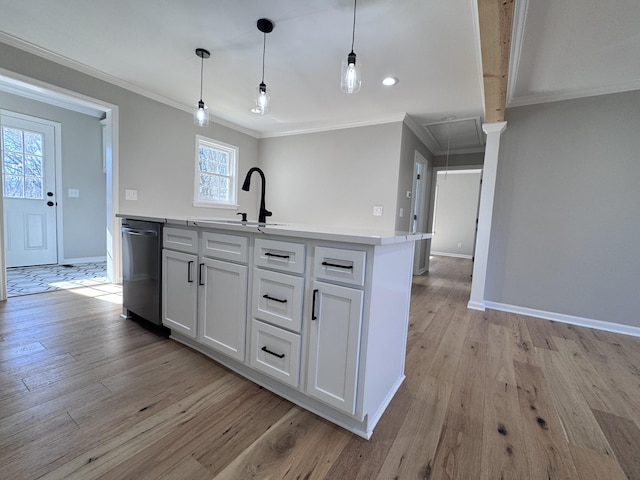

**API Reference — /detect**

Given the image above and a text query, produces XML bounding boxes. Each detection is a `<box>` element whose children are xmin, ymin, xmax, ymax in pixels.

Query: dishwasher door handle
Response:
<box><xmin>122</xmin><ymin>227</ymin><xmax>158</xmax><ymax>236</ymax></box>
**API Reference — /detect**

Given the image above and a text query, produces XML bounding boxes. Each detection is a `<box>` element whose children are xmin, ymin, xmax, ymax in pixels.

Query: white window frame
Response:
<box><xmin>193</xmin><ymin>135</ymin><xmax>239</xmax><ymax>209</ymax></box>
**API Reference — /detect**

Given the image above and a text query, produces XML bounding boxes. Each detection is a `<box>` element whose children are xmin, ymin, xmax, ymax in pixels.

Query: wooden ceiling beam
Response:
<box><xmin>477</xmin><ymin>0</ymin><xmax>515</xmax><ymax>123</ymax></box>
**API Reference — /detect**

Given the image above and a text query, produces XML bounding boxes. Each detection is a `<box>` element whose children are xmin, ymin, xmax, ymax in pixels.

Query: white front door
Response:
<box><xmin>1</xmin><ymin>111</ymin><xmax>58</xmax><ymax>267</ymax></box>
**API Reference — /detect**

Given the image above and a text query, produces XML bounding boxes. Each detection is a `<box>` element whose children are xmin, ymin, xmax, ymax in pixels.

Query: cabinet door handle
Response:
<box><xmin>311</xmin><ymin>289</ymin><xmax>318</xmax><ymax>320</ymax></box>
<box><xmin>187</xmin><ymin>261</ymin><xmax>194</xmax><ymax>283</ymax></box>
<box><xmin>261</xmin><ymin>346</ymin><xmax>285</xmax><ymax>359</ymax></box>
<box><xmin>321</xmin><ymin>261</ymin><xmax>353</xmax><ymax>270</ymax></box>
<box><xmin>265</xmin><ymin>252</ymin><xmax>290</xmax><ymax>260</ymax></box>
<box><xmin>198</xmin><ymin>263</ymin><xmax>205</xmax><ymax>286</ymax></box>
<box><xmin>263</xmin><ymin>294</ymin><xmax>287</xmax><ymax>304</ymax></box>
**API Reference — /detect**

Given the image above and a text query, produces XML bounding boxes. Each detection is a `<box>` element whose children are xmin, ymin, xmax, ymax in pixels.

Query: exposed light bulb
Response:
<box><xmin>341</xmin><ymin>51</ymin><xmax>361</xmax><ymax>93</ymax></box>
<box><xmin>253</xmin><ymin>82</ymin><xmax>270</xmax><ymax>115</ymax></box>
<box><xmin>195</xmin><ymin>99</ymin><xmax>209</xmax><ymax>127</ymax></box>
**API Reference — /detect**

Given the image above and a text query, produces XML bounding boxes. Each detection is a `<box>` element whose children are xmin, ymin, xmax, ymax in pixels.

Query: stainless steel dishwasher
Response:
<box><xmin>121</xmin><ymin>219</ymin><xmax>163</xmax><ymax>325</ymax></box>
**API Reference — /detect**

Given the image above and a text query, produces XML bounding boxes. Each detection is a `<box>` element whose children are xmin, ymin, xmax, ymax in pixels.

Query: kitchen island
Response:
<box><xmin>118</xmin><ymin>214</ymin><xmax>431</xmax><ymax>439</ymax></box>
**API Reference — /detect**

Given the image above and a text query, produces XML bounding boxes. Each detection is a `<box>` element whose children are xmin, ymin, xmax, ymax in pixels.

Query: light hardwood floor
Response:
<box><xmin>2</xmin><ymin>256</ymin><xmax>640</xmax><ymax>479</ymax></box>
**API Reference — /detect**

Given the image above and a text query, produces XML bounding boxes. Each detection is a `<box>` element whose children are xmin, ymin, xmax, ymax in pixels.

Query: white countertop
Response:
<box><xmin>117</xmin><ymin>214</ymin><xmax>432</xmax><ymax>246</ymax></box>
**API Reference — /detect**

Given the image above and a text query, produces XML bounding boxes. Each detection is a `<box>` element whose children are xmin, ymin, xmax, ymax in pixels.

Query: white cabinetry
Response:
<box><xmin>307</xmin><ymin>280</ymin><xmax>363</xmax><ymax>415</ymax></box>
<box><xmin>162</xmin><ymin>227</ymin><xmax>198</xmax><ymax>338</ymax></box>
<box><xmin>162</xmin><ymin>249</ymin><xmax>198</xmax><ymax>338</ymax></box>
<box><xmin>162</xmin><ymin>227</ymin><xmax>248</xmax><ymax>361</ymax></box>
<box><xmin>198</xmin><ymin>257</ymin><xmax>247</xmax><ymax>361</ymax></box>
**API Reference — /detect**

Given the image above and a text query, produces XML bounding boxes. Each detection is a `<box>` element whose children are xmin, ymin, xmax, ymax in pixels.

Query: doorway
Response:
<box><xmin>1</xmin><ymin>111</ymin><xmax>60</xmax><ymax>268</ymax></box>
<box><xmin>411</xmin><ymin>150</ymin><xmax>429</xmax><ymax>274</ymax></box>
<box><xmin>0</xmin><ymin>72</ymin><xmax>120</xmax><ymax>301</ymax></box>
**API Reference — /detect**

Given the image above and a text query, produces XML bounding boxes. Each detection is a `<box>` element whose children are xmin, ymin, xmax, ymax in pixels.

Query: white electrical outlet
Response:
<box><xmin>458</xmin><ymin>242</ymin><xmax>462</xmax><ymax>248</ymax></box>
<box><xmin>399</xmin><ymin>208</ymin><xmax>404</xmax><ymax>217</ymax></box>
<box><xmin>406</xmin><ymin>190</ymin><xmax>412</xmax><ymax>198</ymax></box>
<box><xmin>372</xmin><ymin>205</ymin><xmax>383</xmax><ymax>216</ymax></box>
<box><xmin>68</xmin><ymin>188</ymin><xmax>79</xmax><ymax>198</ymax></box>
<box><xmin>125</xmin><ymin>189</ymin><xmax>138</xmax><ymax>201</ymax></box>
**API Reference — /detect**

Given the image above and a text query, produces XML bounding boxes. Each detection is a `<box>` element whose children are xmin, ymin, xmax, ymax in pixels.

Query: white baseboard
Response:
<box><xmin>484</xmin><ymin>301</ymin><xmax>640</xmax><ymax>338</ymax></box>
<box><xmin>61</xmin><ymin>256</ymin><xmax>107</xmax><ymax>265</ymax></box>
<box><xmin>431</xmin><ymin>251</ymin><xmax>473</xmax><ymax>259</ymax></box>
<box><xmin>467</xmin><ymin>300</ymin><xmax>486</xmax><ymax>311</ymax></box>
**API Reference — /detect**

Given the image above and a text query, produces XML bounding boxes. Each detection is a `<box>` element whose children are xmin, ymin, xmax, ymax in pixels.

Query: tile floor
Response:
<box><xmin>6</xmin><ymin>262</ymin><xmax>112</xmax><ymax>297</ymax></box>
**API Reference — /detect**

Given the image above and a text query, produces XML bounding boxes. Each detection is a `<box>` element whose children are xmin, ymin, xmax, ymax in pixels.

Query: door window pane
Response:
<box><xmin>1</xmin><ymin>127</ymin><xmax>45</xmax><ymax>199</ymax></box>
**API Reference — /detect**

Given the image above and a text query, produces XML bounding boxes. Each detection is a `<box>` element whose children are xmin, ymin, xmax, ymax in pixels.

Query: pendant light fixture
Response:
<box><xmin>194</xmin><ymin>48</ymin><xmax>211</xmax><ymax>127</ymax></box>
<box><xmin>341</xmin><ymin>0</ymin><xmax>361</xmax><ymax>93</ymax></box>
<box><xmin>251</xmin><ymin>18</ymin><xmax>274</xmax><ymax>115</ymax></box>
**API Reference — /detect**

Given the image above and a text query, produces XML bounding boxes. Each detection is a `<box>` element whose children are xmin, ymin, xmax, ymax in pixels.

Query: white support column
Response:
<box><xmin>468</xmin><ymin>121</ymin><xmax>507</xmax><ymax>310</ymax></box>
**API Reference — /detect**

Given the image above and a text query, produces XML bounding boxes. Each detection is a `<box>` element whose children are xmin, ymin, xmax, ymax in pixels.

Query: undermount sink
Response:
<box><xmin>190</xmin><ymin>218</ymin><xmax>286</xmax><ymax>227</ymax></box>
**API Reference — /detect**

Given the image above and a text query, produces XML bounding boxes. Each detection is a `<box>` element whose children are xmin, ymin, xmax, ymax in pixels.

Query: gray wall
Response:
<box><xmin>0</xmin><ymin>42</ymin><xmax>260</xmax><ymax>221</ymax></box>
<box><xmin>259</xmin><ymin>122</ymin><xmax>403</xmax><ymax>230</ymax></box>
<box><xmin>431</xmin><ymin>170</ymin><xmax>481</xmax><ymax>257</ymax></box>
<box><xmin>397</xmin><ymin>122</ymin><xmax>434</xmax><ymax>271</ymax></box>
<box><xmin>0</xmin><ymin>92</ymin><xmax>104</xmax><ymax>260</ymax></box>
<box><xmin>486</xmin><ymin>90</ymin><xmax>640</xmax><ymax>328</ymax></box>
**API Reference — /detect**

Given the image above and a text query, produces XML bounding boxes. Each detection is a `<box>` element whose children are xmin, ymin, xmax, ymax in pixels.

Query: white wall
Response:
<box><xmin>0</xmin><ymin>91</ymin><xmax>105</xmax><ymax>261</ymax></box>
<box><xmin>258</xmin><ymin>122</ymin><xmax>403</xmax><ymax>230</ymax></box>
<box><xmin>486</xmin><ymin>90</ymin><xmax>640</xmax><ymax>328</ymax></box>
<box><xmin>431</xmin><ymin>170</ymin><xmax>481</xmax><ymax>258</ymax></box>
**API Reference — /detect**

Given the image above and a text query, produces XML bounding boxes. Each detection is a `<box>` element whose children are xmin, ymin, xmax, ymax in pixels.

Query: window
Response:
<box><xmin>1</xmin><ymin>126</ymin><xmax>44</xmax><ymax>199</ymax></box>
<box><xmin>194</xmin><ymin>135</ymin><xmax>238</xmax><ymax>207</ymax></box>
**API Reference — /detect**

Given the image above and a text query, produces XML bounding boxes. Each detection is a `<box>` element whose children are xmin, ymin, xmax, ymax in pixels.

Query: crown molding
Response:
<box><xmin>507</xmin><ymin>80</ymin><xmax>640</xmax><ymax>108</ymax></box>
<box><xmin>506</xmin><ymin>0</ymin><xmax>529</xmax><ymax>107</ymax></box>
<box><xmin>402</xmin><ymin>114</ymin><xmax>438</xmax><ymax>155</ymax></box>
<box><xmin>259</xmin><ymin>113</ymin><xmax>407</xmax><ymax>139</ymax></box>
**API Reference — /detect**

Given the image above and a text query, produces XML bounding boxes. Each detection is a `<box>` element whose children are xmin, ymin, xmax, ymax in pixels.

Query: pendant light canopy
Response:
<box><xmin>252</xmin><ymin>18</ymin><xmax>274</xmax><ymax>115</ymax></box>
<box><xmin>194</xmin><ymin>48</ymin><xmax>211</xmax><ymax>127</ymax></box>
<box><xmin>341</xmin><ymin>0</ymin><xmax>361</xmax><ymax>93</ymax></box>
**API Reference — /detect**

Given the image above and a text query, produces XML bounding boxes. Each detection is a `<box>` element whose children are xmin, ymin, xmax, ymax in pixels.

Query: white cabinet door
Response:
<box><xmin>162</xmin><ymin>249</ymin><xmax>198</xmax><ymax>338</ymax></box>
<box><xmin>306</xmin><ymin>280</ymin><xmax>364</xmax><ymax>415</ymax></box>
<box><xmin>198</xmin><ymin>257</ymin><xmax>248</xmax><ymax>361</ymax></box>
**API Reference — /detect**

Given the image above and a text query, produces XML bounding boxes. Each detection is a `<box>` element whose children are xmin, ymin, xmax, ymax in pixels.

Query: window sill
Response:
<box><xmin>193</xmin><ymin>201</ymin><xmax>239</xmax><ymax>210</ymax></box>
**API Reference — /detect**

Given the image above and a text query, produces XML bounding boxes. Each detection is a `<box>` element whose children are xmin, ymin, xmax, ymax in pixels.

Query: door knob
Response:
<box><xmin>47</xmin><ymin>201</ymin><xmax>54</xmax><ymax>206</ymax></box>
<box><xmin>47</xmin><ymin>191</ymin><xmax>54</xmax><ymax>197</ymax></box>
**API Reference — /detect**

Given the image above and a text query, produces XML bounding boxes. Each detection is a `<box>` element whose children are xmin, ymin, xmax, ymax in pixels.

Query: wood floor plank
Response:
<box><xmin>514</xmin><ymin>360</ymin><xmax>580</xmax><ymax>479</ymax></box>
<box><xmin>538</xmin><ymin>348</ymin><xmax>614</xmax><ymax>456</ymax></box>
<box><xmin>375</xmin><ymin>376</ymin><xmax>452</xmax><ymax>479</ymax></box>
<box><xmin>592</xmin><ymin>409</ymin><xmax>640</xmax><ymax>479</ymax></box>
<box><xmin>569</xmin><ymin>444</ymin><xmax>628</xmax><ymax>480</ymax></box>
<box><xmin>480</xmin><ymin>380</ymin><xmax>530</xmax><ymax>480</ymax></box>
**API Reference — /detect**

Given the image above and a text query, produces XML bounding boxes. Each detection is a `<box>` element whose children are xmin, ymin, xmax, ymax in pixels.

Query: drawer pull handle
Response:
<box><xmin>265</xmin><ymin>252</ymin><xmax>290</xmax><ymax>259</ymax></box>
<box><xmin>321</xmin><ymin>261</ymin><xmax>353</xmax><ymax>270</ymax></box>
<box><xmin>199</xmin><ymin>263</ymin><xmax>205</xmax><ymax>286</ymax></box>
<box><xmin>312</xmin><ymin>289</ymin><xmax>318</xmax><ymax>320</ymax></box>
<box><xmin>187</xmin><ymin>261</ymin><xmax>194</xmax><ymax>283</ymax></box>
<box><xmin>261</xmin><ymin>346</ymin><xmax>285</xmax><ymax>359</ymax></box>
<box><xmin>263</xmin><ymin>294</ymin><xmax>287</xmax><ymax>304</ymax></box>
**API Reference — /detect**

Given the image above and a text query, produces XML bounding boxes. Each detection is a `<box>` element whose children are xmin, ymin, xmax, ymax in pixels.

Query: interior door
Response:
<box><xmin>1</xmin><ymin>111</ymin><xmax>58</xmax><ymax>267</ymax></box>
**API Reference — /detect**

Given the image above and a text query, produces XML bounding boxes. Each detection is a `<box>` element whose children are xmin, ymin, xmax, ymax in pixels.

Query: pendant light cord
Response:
<box><xmin>261</xmin><ymin>31</ymin><xmax>266</xmax><ymax>83</ymax></box>
<box><xmin>351</xmin><ymin>0</ymin><xmax>357</xmax><ymax>51</ymax></box>
<box><xmin>199</xmin><ymin>55</ymin><xmax>204</xmax><ymax>101</ymax></box>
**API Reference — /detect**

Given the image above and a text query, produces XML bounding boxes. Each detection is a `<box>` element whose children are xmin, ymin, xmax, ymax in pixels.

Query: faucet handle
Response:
<box><xmin>236</xmin><ymin>212</ymin><xmax>248</xmax><ymax>222</ymax></box>
<box><xmin>265</xmin><ymin>210</ymin><xmax>272</xmax><ymax>218</ymax></box>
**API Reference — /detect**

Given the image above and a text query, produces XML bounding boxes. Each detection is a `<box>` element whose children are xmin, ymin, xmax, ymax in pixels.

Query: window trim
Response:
<box><xmin>193</xmin><ymin>135</ymin><xmax>239</xmax><ymax>209</ymax></box>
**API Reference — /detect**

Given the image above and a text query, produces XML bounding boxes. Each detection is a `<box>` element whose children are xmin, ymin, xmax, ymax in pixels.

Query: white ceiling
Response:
<box><xmin>0</xmin><ymin>0</ymin><xmax>639</xmax><ymax>152</ymax></box>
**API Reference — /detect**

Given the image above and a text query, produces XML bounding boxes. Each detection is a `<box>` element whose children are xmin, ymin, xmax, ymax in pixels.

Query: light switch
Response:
<box><xmin>125</xmin><ymin>189</ymin><xmax>138</xmax><ymax>201</ymax></box>
<box><xmin>399</xmin><ymin>208</ymin><xmax>404</xmax><ymax>217</ymax></box>
<box><xmin>68</xmin><ymin>188</ymin><xmax>79</xmax><ymax>198</ymax></box>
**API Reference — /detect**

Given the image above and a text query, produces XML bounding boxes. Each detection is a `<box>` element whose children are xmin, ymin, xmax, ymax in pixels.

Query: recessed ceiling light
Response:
<box><xmin>382</xmin><ymin>76</ymin><xmax>399</xmax><ymax>86</ymax></box>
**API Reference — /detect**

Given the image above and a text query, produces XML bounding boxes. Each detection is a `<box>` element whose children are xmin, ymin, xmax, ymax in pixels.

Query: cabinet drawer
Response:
<box><xmin>201</xmin><ymin>232</ymin><xmax>248</xmax><ymax>263</ymax></box>
<box><xmin>314</xmin><ymin>246</ymin><xmax>366</xmax><ymax>286</ymax></box>
<box><xmin>163</xmin><ymin>227</ymin><xmax>198</xmax><ymax>254</ymax></box>
<box><xmin>250</xmin><ymin>319</ymin><xmax>301</xmax><ymax>387</ymax></box>
<box><xmin>254</xmin><ymin>239</ymin><xmax>305</xmax><ymax>275</ymax></box>
<box><xmin>252</xmin><ymin>268</ymin><xmax>304</xmax><ymax>332</ymax></box>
